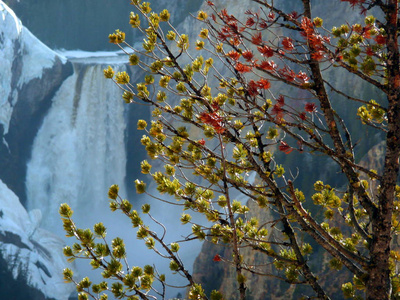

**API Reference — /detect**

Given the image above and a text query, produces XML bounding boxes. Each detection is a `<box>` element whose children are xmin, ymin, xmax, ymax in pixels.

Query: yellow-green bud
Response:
<box><xmin>103</xmin><ymin>66</ymin><xmax>114</xmax><ymax>79</ymax></box>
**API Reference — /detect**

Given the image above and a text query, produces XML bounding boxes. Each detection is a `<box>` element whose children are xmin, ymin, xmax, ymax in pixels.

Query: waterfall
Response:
<box><xmin>25</xmin><ymin>53</ymin><xmax>201</xmax><ymax>298</ymax></box>
<box><xmin>26</xmin><ymin>56</ymin><xmax>128</xmax><ymax>233</ymax></box>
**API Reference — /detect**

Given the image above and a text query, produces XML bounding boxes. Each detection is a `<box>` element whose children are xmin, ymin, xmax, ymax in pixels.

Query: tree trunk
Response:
<box><xmin>366</xmin><ymin>2</ymin><xmax>400</xmax><ymax>298</ymax></box>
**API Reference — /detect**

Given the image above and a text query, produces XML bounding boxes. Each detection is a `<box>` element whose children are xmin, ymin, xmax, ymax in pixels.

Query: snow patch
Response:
<box><xmin>0</xmin><ymin>1</ymin><xmax>65</xmax><ymax>135</ymax></box>
<box><xmin>0</xmin><ymin>179</ymin><xmax>75</xmax><ymax>300</ymax></box>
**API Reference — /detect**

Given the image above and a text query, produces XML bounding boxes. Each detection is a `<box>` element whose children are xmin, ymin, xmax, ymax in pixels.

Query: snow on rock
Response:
<box><xmin>0</xmin><ymin>1</ymin><xmax>73</xmax><ymax>205</ymax></box>
<box><xmin>0</xmin><ymin>179</ymin><xmax>75</xmax><ymax>299</ymax></box>
<box><xmin>0</xmin><ymin>0</ymin><xmax>65</xmax><ymax>135</ymax></box>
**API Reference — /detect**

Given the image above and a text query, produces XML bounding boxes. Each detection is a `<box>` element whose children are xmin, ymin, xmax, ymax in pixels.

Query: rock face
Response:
<box><xmin>0</xmin><ymin>179</ymin><xmax>75</xmax><ymax>300</ymax></box>
<box><xmin>8</xmin><ymin>0</ymin><xmax>202</xmax><ymax>51</ymax></box>
<box><xmin>191</xmin><ymin>142</ymin><xmax>387</xmax><ymax>299</ymax></box>
<box><xmin>0</xmin><ymin>2</ymin><xmax>75</xmax><ymax>299</ymax></box>
<box><xmin>0</xmin><ymin>1</ymin><xmax>73</xmax><ymax>206</ymax></box>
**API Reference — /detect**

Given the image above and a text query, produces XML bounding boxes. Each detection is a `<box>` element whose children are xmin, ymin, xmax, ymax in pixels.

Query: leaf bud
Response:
<box><xmin>129</xmin><ymin>54</ymin><xmax>139</xmax><ymax>65</ymax></box>
<box><xmin>103</xmin><ymin>66</ymin><xmax>114</xmax><ymax>79</ymax></box>
<box><xmin>93</xmin><ymin>222</ymin><xmax>107</xmax><ymax>237</ymax></box>
<box><xmin>180</xmin><ymin>213</ymin><xmax>192</xmax><ymax>224</ymax></box>
<box><xmin>170</xmin><ymin>242</ymin><xmax>180</xmax><ymax>252</ymax></box>
<box><xmin>137</xmin><ymin>120</ymin><xmax>148</xmax><ymax>130</ymax></box>
<box><xmin>199</xmin><ymin>28</ymin><xmax>209</xmax><ymax>39</ymax></box>
<box><xmin>141</xmin><ymin>203</ymin><xmax>151</xmax><ymax>214</ymax></box>
<box><xmin>166</xmin><ymin>30</ymin><xmax>176</xmax><ymax>41</ymax></box>
<box><xmin>108</xmin><ymin>184</ymin><xmax>119</xmax><ymax>200</ymax></box>
<box><xmin>63</xmin><ymin>268</ymin><xmax>74</xmax><ymax>282</ymax></box>
<box><xmin>78</xmin><ymin>293</ymin><xmax>89</xmax><ymax>300</ymax></box>
<box><xmin>59</xmin><ymin>203</ymin><xmax>73</xmax><ymax>218</ymax></box>
<box><xmin>135</xmin><ymin>180</ymin><xmax>146</xmax><ymax>194</ymax></box>
<box><xmin>160</xmin><ymin>9</ymin><xmax>170</xmax><ymax>22</ymax></box>
<box><xmin>115</xmin><ymin>71</ymin><xmax>130</xmax><ymax>84</ymax></box>
<box><xmin>313</xmin><ymin>17</ymin><xmax>323</xmax><ymax>27</ymax></box>
<box><xmin>122</xmin><ymin>91</ymin><xmax>134</xmax><ymax>103</ymax></box>
<box><xmin>169</xmin><ymin>260</ymin><xmax>179</xmax><ymax>271</ymax></box>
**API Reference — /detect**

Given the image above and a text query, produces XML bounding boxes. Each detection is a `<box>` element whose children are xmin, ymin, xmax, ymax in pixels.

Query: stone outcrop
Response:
<box><xmin>0</xmin><ymin>1</ymin><xmax>73</xmax><ymax>205</ymax></box>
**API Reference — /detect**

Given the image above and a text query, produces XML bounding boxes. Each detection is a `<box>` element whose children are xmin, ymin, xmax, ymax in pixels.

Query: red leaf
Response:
<box><xmin>305</xmin><ymin>102</ymin><xmax>317</xmax><ymax>113</ymax></box>
<box><xmin>252</xmin><ymin>32</ymin><xmax>263</xmax><ymax>45</ymax></box>
<box><xmin>366</xmin><ymin>47</ymin><xmax>374</xmax><ymax>56</ymax></box>
<box><xmin>271</xmin><ymin>104</ymin><xmax>284</xmax><ymax>121</ymax></box>
<box><xmin>242</xmin><ymin>50</ymin><xmax>254</xmax><ymax>61</ymax></box>
<box><xmin>279</xmin><ymin>141</ymin><xmax>294</xmax><ymax>154</ymax></box>
<box><xmin>248</xmin><ymin>80</ymin><xmax>260</xmax><ymax>96</ymax></box>
<box><xmin>374</xmin><ymin>34</ymin><xmax>386</xmax><ymax>45</ymax></box>
<box><xmin>235</xmin><ymin>62</ymin><xmax>252</xmax><ymax>73</ymax></box>
<box><xmin>282</xmin><ymin>37</ymin><xmax>294</xmax><ymax>51</ymax></box>
<box><xmin>258</xmin><ymin>79</ymin><xmax>271</xmax><ymax>89</ymax></box>
<box><xmin>288</xmin><ymin>11</ymin><xmax>299</xmax><ymax>20</ymax></box>
<box><xmin>279</xmin><ymin>67</ymin><xmax>296</xmax><ymax>82</ymax></box>
<box><xmin>311</xmin><ymin>50</ymin><xmax>325</xmax><ymax>61</ymax></box>
<box><xmin>199</xmin><ymin>112</ymin><xmax>225</xmax><ymax>133</ymax></box>
<box><xmin>268</xmin><ymin>11</ymin><xmax>275</xmax><ymax>20</ymax></box>
<box><xmin>276</xmin><ymin>95</ymin><xmax>285</xmax><ymax>107</ymax></box>
<box><xmin>246</xmin><ymin>17</ymin><xmax>255</xmax><ymax>27</ymax></box>
<box><xmin>213</xmin><ymin>254</ymin><xmax>222</xmax><ymax>262</ymax></box>
<box><xmin>300</xmin><ymin>17</ymin><xmax>314</xmax><ymax>36</ymax></box>
<box><xmin>297</xmin><ymin>71</ymin><xmax>309</xmax><ymax>83</ymax></box>
<box><xmin>257</xmin><ymin>45</ymin><xmax>274</xmax><ymax>58</ymax></box>
<box><xmin>227</xmin><ymin>50</ymin><xmax>241</xmax><ymax>60</ymax></box>
<box><xmin>258</xmin><ymin>60</ymin><xmax>276</xmax><ymax>71</ymax></box>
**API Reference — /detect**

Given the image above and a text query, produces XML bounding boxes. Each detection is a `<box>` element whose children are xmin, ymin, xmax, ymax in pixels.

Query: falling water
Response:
<box><xmin>26</xmin><ymin>56</ymin><xmax>128</xmax><ymax>233</ymax></box>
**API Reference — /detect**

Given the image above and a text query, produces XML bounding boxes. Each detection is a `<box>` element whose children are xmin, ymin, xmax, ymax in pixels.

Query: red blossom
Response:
<box><xmin>311</xmin><ymin>50</ymin><xmax>325</xmax><ymax>61</ymax></box>
<box><xmin>252</xmin><ymin>32</ymin><xmax>263</xmax><ymax>45</ymax></box>
<box><xmin>366</xmin><ymin>47</ymin><xmax>374</xmax><ymax>56</ymax></box>
<box><xmin>242</xmin><ymin>50</ymin><xmax>254</xmax><ymax>61</ymax></box>
<box><xmin>258</xmin><ymin>60</ymin><xmax>277</xmax><ymax>71</ymax></box>
<box><xmin>301</xmin><ymin>17</ymin><xmax>314</xmax><ymax>37</ymax></box>
<box><xmin>207</xmin><ymin>1</ymin><xmax>215</xmax><ymax>6</ymax></box>
<box><xmin>299</xmin><ymin>112</ymin><xmax>307</xmax><ymax>120</ymax></box>
<box><xmin>374</xmin><ymin>34</ymin><xmax>386</xmax><ymax>45</ymax></box>
<box><xmin>257</xmin><ymin>45</ymin><xmax>274</xmax><ymax>57</ymax></box>
<box><xmin>235</xmin><ymin>62</ymin><xmax>252</xmax><ymax>73</ymax></box>
<box><xmin>279</xmin><ymin>67</ymin><xmax>296</xmax><ymax>82</ymax></box>
<box><xmin>259</xmin><ymin>20</ymin><xmax>268</xmax><ymax>29</ymax></box>
<box><xmin>305</xmin><ymin>102</ymin><xmax>317</xmax><ymax>113</ymax></box>
<box><xmin>353</xmin><ymin>24</ymin><xmax>363</xmax><ymax>34</ymax></box>
<box><xmin>199</xmin><ymin>112</ymin><xmax>225</xmax><ymax>133</ymax></box>
<box><xmin>282</xmin><ymin>37</ymin><xmax>294</xmax><ymax>51</ymax></box>
<box><xmin>198</xmin><ymin>138</ymin><xmax>206</xmax><ymax>146</ymax></box>
<box><xmin>213</xmin><ymin>254</ymin><xmax>222</xmax><ymax>262</ymax></box>
<box><xmin>211</xmin><ymin>101</ymin><xmax>220</xmax><ymax>111</ymax></box>
<box><xmin>227</xmin><ymin>50</ymin><xmax>241</xmax><ymax>60</ymax></box>
<box><xmin>229</xmin><ymin>37</ymin><xmax>241</xmax><ymax>46</ymax></box>
<box><xmin>258</xmin><ymin>79</ymin><xmax>271</xmax><ymax>89</ymax></box>
<box><xmin>247</xmin><ymin>80</ymin><xmax>260</xmax><ymax>96</ymax></box>
<box><xmin>297</xmin><ymin>71</ymin><xmax>309</xmax><ymax>83</ymax></box>
<box><xmin>276</xmin><ymin>95</ymin><xmax>285</xmax><ymax>107</ymax></box>
<box><xmin>288</xmin><ymin>11</ymin><xmax>300</xmax><ymax>20</ymax></box>
<box><xmin>246</xmin><ymin>17</ymin><xmax>255</xmax><ymax>27</ymax></box>
<box><xmin>362</xmin><ymin>25</ymin><xmax>373</xmax><ymax>39</ymax></box>
<box><xmin>279</xmin><ymin>141</ymin><xmax>294</xmax><ymax>154</ymax></box>
<box><xmin>271</xmin><ymin>105</ymin><xmax>284</xmax><ymax>121</ymax></box>
<box><xmin>322</xmin><ymin>36</ymin><xmax>331</xmax><ymax>44</ymax></box>
<box><xmin>268</xmin><ymin>11</ymin><xmax>275</xmax><ymax>20</ymax></box>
